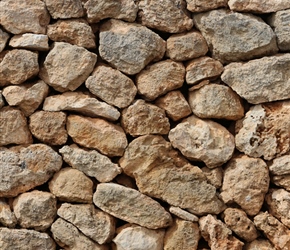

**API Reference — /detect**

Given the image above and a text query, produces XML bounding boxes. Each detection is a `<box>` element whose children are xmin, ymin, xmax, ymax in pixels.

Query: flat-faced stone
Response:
<box><xmin>0</xmin><ymin>28</ymin><xmax>9</xmax><ymax>53</ymax></box>
<box><xmin>244</xmin><ymin>239</ymin><xmax>276</xmax><ymax>250</ymax></box>
<box><xmin>44</xmin><ymin>0</ymin><xmax>84</xmax><ymax>19</ymax></box>
<box><xmin>186</xmin><ymin>0</ymin><xmax>228</xmax><ymax>12</ymax></box>
<box><xmin>269</xmin><ymin>155</ymin><xmax>290</xmax><ymax>191</ymax></box>
<box><xmin>9</xmin><ymin>33</ymin><xmax>49</xmax><ymax>51</ymax></box>
<box><xmin>168</xmin><ymin>206</ymin><xmax>199</xmax><ymax>222</ymax></box>
<box><xmin>0</xmin><ymin>199</ymin><xmax>17</xmax><ymax>228</ymax></box>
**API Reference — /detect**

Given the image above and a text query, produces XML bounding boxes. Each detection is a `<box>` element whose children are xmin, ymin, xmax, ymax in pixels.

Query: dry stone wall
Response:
<box><xmin>1</xmin><ymin>0</ymin><xmax>290</xmax><ymax>249</ymax></box>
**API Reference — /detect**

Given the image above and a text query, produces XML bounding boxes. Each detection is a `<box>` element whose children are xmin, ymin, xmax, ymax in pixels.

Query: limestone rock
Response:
<box><xmin>0</xmin><ymin>91</ymin><xmax>3</xmax><ymax>109</ymax></box>
<box><xmin>9</xmin><ymin>33</ymin><xmax>49</xmax><ymax>51</ymax></box>
<box><xmin>221</xmin><ymin>155</ymin><xmax>269</xmax><ymax>216</ymax></box>
<box><xmin>244</xmin><ymin>239</ymin><xmax>276</xmax><ymax>250</ymax></box>
<box><xmin>49</xmin><ymin>168</ymin><xmax>93</xmax><ymax>203</ymax></box>
<box><xmin>59</xmin><ymin>144</ymin><xmax>121</xmax><ymax>183</ymax></box>
<box><xmin>136</xmin><ymin>60</ymin><xmax>185</xmax><ymax>101</ymax></box>
<box><xmin>168</xmin><ymin>115</ymin><xmax>235</xmax><ymax>168</ymax></box>
<box><xmin>39</xmin><ymin>42</ymin><xmax>97</xmax><ymax>92</ymax></box>
<box><xmin>85</xmin><ymin>65</ymin><xmax>137</xmax><ymax>108</ymax></box>
<box><xmin>169</xmin><ymin>206</ymin><xmax>199</xmax><ymax>222</ymax></box>
<box><xmin>189</xmin><ymin>84</ymin><xmax>244</xmax><ymax>120</ymax></box>
<box><xmin>269</xmin><ymin>155</ymin><xmax>290</xmax><ymax>191</ymax></box>
<box><xmin>0</xmin><ymin>28</ymin><xmax>9</xmax><ymax>53</ymax></box>
<box><xmin>13</xmin><ymin>190</ymin><xmax>57</xmax><ymax>231</ymax></box>
<box><xmin>0</xmin><ymin>199</ymin><xmax>17</xmax><ymax>228</ymax></box>
<box><xmin>93</xmin><ymin>183</ymin><xmax>172</xmax><ymax>229</ymax></box>
<box><xmin>186</xmin><ymin>0</ymin><xmax>228</xmax><ymax>12</ymax></box>
<box><xmin>99</xmin><ymin>19</ymin><xmax>165</xmax><ymax>75</ymax></box>
<box><xmin>193</xmin><ymin>9</ymin><xmax>278</xmax><ymax>63</ymax></box>
<box><xmin>201</xmin><ymin>167</ymin><xmax>223</xmax><ymax>189</ymax></box>
<box><xmin>67</xmin><ymin>115</ymin><xmax>127</xmax><ymax>157</ymax></box>
<box><xmin>44</xmin><ymin>0</ymin><xmax>84</xmax><ymax>19</ymax></box>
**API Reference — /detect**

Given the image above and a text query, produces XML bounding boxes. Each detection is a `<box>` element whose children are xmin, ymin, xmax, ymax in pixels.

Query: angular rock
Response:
<box><xmin>9</xmin><ymin>33</ymin><xmax>49</xmax><ymax>51</ymax></box>
<box><xmin>99</xmin><ymin>19</ymin><xmax>165</xmax><ymax>75</ymax></box>
<box><xmin>186</xmin><ymin>0</ymin><xmax>228</xmax><ymax>12</ymax></box>
<box><xmin>136</xmin><ymin>60</ymin><xmax>185</xmax><ymax>101</ymax></box>
<box><xmin>13</xmin><ymin>190</ymin><xmax>57</xmax><ymax>231</ymax></box>
<box><xmin>188</xmin><ymin>84</ymin><xmax>244</xmax><ymax>120</ymax></box>
<box><xmin>193</xmin><ymin>9</ymin><xmax>278</xmax><ymax>63</ymax></box>
<box><xmin>39</xmin><ymin>42</ymin><xmax>97</xmax><ymax>92</ymax></box>
<box><xmin>269</xmin><ymin>155</ymin><xmax>290</xmax><ymax>191</ymax></box>
<box><xmin>93</xmin><ymin>183</ymin><xmax>172</xmax><ymax>229</ymax></box>
<box><xmin>0</xmin><ymin>28</ymin><xmax>9</xmax><ymax>53</ymax></box>
<box><xmin>221</xmin><ymin>155</ymin><xmax>269</xmax><ymax>216</ymax></box>
<box><xmin>169</xmin><ymin>206</ymin><xmax>199</xmax><ymax>222</ymax></box>
<box><xmin>168</xmin><ymin>115</ymin><xmax>235</xmax><ymax>168</ymax></box>
<box><xmin>244</xmin><ymin>239</ymin><xmax>276</xmax><ymax>250</ymax></box>
<box><xmin>201</xmin><ymin>167</ymin><xmax>223</xmax><ymax>189</ymax></box>
<box><xmin>67</xmin><ymin>115</ymin><xmax>127</xmax><ymax>157</ymax></box>
<box><xmin>0</xmin><ymin>199</ymin><xmax>17</xmax><ymax>228</ymax></box>
<box><xmin>44</xmin><ymin>0</ymin><xmax>84</xmax><ymax>19</ymax></box>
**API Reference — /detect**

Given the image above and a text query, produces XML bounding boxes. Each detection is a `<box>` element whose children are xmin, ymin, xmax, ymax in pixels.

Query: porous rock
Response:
<box><xmin>269</xmin><ymin>155</ymin><xmax>290</xmax><ymax>191</ymax></box>
<box><xmin>186</xmin><ymin>0</ymin><xmax>228</xmax><ymax>12</ymax></box>
<box><xmin>44</xmin><ymin>0</ymin><xmax>84</xmax><ymax>19</ymax></box>
<box><xmin>0</xmin><ymin>29</ymin><xmax>9</xmax><ymax>53</ymax></box>
<box><xmin>0</xmin><ymin>199</ymin><xmax>17</xmax><ymax>228</ymax></box>
<box><xmin>9</xmin><ymin>33</ymin><xmax>49</xmax><ymax>51</ymax></box>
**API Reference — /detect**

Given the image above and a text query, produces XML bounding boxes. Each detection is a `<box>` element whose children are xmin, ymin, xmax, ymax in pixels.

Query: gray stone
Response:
<box><xmin>0</xmin><ymin>28</ymin><xmax>9</xmax><ymax>53</ymax></box>
<box><xmin>0</xmin><ymin>199</ymin><xmax>17</xmax><ymax>228</ymax></box>
<box><xmin>186</xmin><ymin>0</ymin><xmax>228</xmax><ymax>12</ymax></box>
<box><xmin>44</xmin><ymin>0</ymin><xmax>84</xmax><ymax>19</ymax></box>
<box><xmin>9</xmin><ymin>33</ymin><xmax>49</xmax><ymax>51</ymax></box>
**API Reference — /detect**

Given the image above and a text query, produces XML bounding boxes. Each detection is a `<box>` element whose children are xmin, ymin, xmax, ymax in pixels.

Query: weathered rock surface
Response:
<box><xmin>39</xmin><ymin>42</ymin><xmax>97</xmax><ymax>92</ymax></box>
<box><xmin>93</xmin><ymin>183</ymin><xmax>172</xmax><ymax>229</ymax></box>
<box><xmin>9</xmin><ymin>33</ymin><xmax>49</xmax><ymax>51</ymax></box>
<box><xmin>269</xmin><ymin>155</ymin><xmax>290</xmax><ymax>191</ymax></box>
<box><xmin>169</xmin><ymin>207</ymin><xmax>199</xmax><ymax>222</ymax></box>
<box><xmin>201</xmin><ymin>167</ymin><xmax>223</xmax><ymax>189</ymax></box>
<box><xmin>0</xmin><ymin>91</ymin><xmax>3</xmax><ymax>109</ymax></box>
<box><xmin>193</xmin><ymin>9</ymin><xmax>278</xmax><ymax>63</ymax></box>
<box><xmin>44</xmin><ymin>0</ymin><xmax>84</xmax><ymax>19</ymax></box>
<box><xmin>186</xmin><ymin>0</ymin><xmax>228</xmax><ymax>12</ymax></box>
<box><xmin>0</xmin><ymin>29</ymin><xmax>9</xmax><ymax>53</ymax></box>
<box><xmin>0</xmin><ymin>199</ymin><xmax>17</xmax><ymax>228</ymax></box>
<box><xmin>99</xmin><ymin>19</ymin><xmax>165</xmax><ymax>75</ymax></box>
<box><xmin>244</xmin><ymin>239</ymin><xmax>276</xmax><ymax>250</ymax></box>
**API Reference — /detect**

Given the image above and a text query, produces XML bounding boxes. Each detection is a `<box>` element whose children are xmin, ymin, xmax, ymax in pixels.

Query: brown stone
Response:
<box><xmin>186</xmin><ymin>0</ymin><xmax>228</xmax><ymax>12</ymax></box>
<box><xmin>9</xmin><ymin>33</ymin><xmax>49</xmax><ymax>51</ymax></box>
<box><xmin>269</xmin><ymin>155</ymin><xmax>290</xmax><ymax>191</ymax></box>
<box><xmin>244</xmin><ymin>239</ymin><xmax>276</xmax><ymax>250</ymax></box>
<box><xmin>168</xmin><ymin>206</ymin><xmax>199</xmax><ymax>222</ymax></box>
<box><xmin>0</xmin><ymin>199</ymin><xmax>17</xmax><ymax>228</ymax></box>
<box><xmin>0</xmin><ymin>28</ymin><xmax>9</xmax><ymax>53</ymax></box>
<box><xmin>0</xmin><ymin>91</ymin><xmax>3</xmax><ymax>109</ymax></box>
<box><xmin>201</xmin><ymin>167</ymin><xmax>223</xmax><ymax>189</ymax></box>
<box><xmin>44</xmin><ymin>0</ymin><xmax>84</xmax><ymax>19</ymax></box>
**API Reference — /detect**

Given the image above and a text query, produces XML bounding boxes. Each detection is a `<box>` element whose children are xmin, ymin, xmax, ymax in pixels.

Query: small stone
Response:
<box><xmin>201</xmin><ymin>167</ymin><xmax>223</xmax><ymax>189</ymax></box>
<box><xmin>0</xmin><ymin>199</ymin><xmax>17</xmax><ymax>228</ymax></box>
<box><xmin>59</xmin><ymin>144</ymin><xmax>121</xmax><ymax>183</ymax></box>
<box><xmin>269</xmin><ymin>155</ymin><xmax>290</xmax><ymax>191</ymax></box>
<box><xmin>47</xmin><ymin>19</ymin><xmax>96</xmax><ymax>49</ymax></box>
<box><xmin>186</xmin><ymin>0</ymin><xmax>228</xmax><ymax>12</ymax></box>
<box><xmin>0</xmin><ymin>91</ymin><xmax>3</xmax><ymax>109</ymax></box>
<box><xmin>9</xmin><ymin>33</ymin><xmax>49</xmax><ymax>51</ymax></box>
<box><xmin>67</xmin><ymin>115</ymin><xmax>127</xmax><ymax>157</ymax></box>
<box><xmin>44</xmin><ymin>0</ymin><xmax>84</xmax><ymax>19</ymax></box>
<box><xmin>185</xmin><ymin>57</ymin><xmax>223</xmax><ymax>85</ymax></box>
<box><xmin>221</xmin><ymin>155</ymin><xmax>269</xmax><ymax>216</ymax></box>
<box><xmin>49</xmin><ymin>168</ymin><xmax>93</xmax><ymax>203</ymax></box>
<box><xmin>188</xmin><ymin>84</ymin><xmax>244</xmax><ymax>120</ymax></box>
<box><xmin>0</xmin><ymin>28</ymin><xmax>9</xmax><ymax>53</ymax></box>
<box><xmin>93</xmin><ymin>183</ymin><xmax>172</xmax><ymax>229</ymax></box>
<box><xmin>39</xmin><ymin>42</ymin><xmax>97</xmax><ymax>92</ymax></box>
<box><xmin>244</xmin><ymin>239</ymin><xmax>276</xmax><ymax>250</ymax></box>
<box><xmin>99</xmin><ymin>19</ymin><xmax>165</xmax><ymax>75</ymax></box>
<box><xmin>121</xmin><ymin>100</ymin><xmax>170</xmax><ymax>137</ymax></box>
<box><xmin>169</xmin><ymin>206</ymin><xmax>199</xmax><ymax>222</ymax></box>
<box><xmin>13</xmin><ymin>190</ymin><xmax>57</xmax><ymax>231</ymax></box>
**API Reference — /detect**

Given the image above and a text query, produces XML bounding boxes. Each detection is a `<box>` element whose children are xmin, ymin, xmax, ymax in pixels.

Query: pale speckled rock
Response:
<box><xmin>0</xmin><ymin>29</ymin><xmax>9</xmax><ymax>53</ymax></box>
<box><xmin>99</xmin><ymin>19</ymin><xmax>165</xmax><ymax>75</ymax></box>
<box><xmin>0</xmin><ymin>91</ymin><xmax>4</xmax><ymax>109</ymax></box>
<box><xmin>269</xmin><ymin>155</ymin><xmax>290</xmax><ymax>191</ymax></box>
<box><xmin>39</xmin><ymin>42</ymin><xmax>97</xmax><ymax>92</ymax></box>
<box><xmin>9</xmin><ymin>33</ymin><xmax>49</xmax><ymax>51</ymax></box>
<box><xmin>13</xmin><ymin>190</ymin><xmax>57</xmax><ymax>231</ymax></box>
<box><xmin>193</xmin><ymin>9</ymin><xmax>278</xmax><ymax>63</ymax></box>
<box><xmin>244</xmin><ymin>239</ymin><xmax>276</xmax><ymax>250</ymax></box>
<box><xmin>44</xmin><ymin>0</ymin><xmax>84</xmax><ymax>19</ymax></box>
<box><xmin>93</xmin><ymin>183</ymin><xmax>172</xmax><ymax>229</ymax></box>
<box><xmin>59</xmin><ymin>144</ymin><xmax>121</xmax><ymax>183</ymax></box>
<box><xmin>136</xmin><ymin>60</ymin><xmax>185</xmax><ymax>101</ymax></box>
<box><xmin>58</xmin><ymin>203</ymin><xmax>115</xmax><ymax>244</ymax></box>
<box><xmin>67</xmin><ymin>115</ymin><xmax>127</xmax><ymax>157</ymax></box>
<box><xmin>201</xmin><ymin>167</ymin><xmax>223</xmax><ymax>189</ymax></box>
<box><xmin>169</xmin><ymin>207</ymin><xmax>199</xmax><ymax>222</ymax></box>
<box><xmin>0</xmin><ymin>199</ymin><xmax>17</xmax><ymax>228</ymax></box>
<box><xmin>221</xmin><ymin>155</ymin><xmax>269</xmax><ymax>216</ymax></box>
<box><xmin>186</xmin><ymin>0</ymin><xmax>228</xmax><ymax>12</ymax></box>
<box><xmin>169</xmin><ymin>115</ymin><xmax>235</xmax><ymax>168</ymax></box>
<box><xmin>189</xmin><ymin>84</ymin><xmax>244</xmax><ymax>120</ymax></box>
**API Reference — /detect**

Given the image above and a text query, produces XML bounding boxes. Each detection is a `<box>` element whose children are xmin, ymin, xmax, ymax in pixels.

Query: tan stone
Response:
<box><xmin>0</xmin><ymin>91</ymin><xmax>4</xmax><ymax>109</ymax></box>
<box><xmin>9</xmin><ymin>33</ymin><xmax>49</xmax><ymax>51</ymax></box>
<box><xmin>39</xmin><ymin>42</ymin><xmax>97</xmax><ymax>92</ymax></box>
<box><xmin>269</xmin><ymin>155</ymin><xmax>290</xmax><ymax>191</ymax></box>
<box><xmin>201</xmin><ymin>167</ymin><xmax>223</xmax><ymax>189</ymax></box>
<box><xmin>244</xmin><ymin>239</ymin><xmax>276</xmax><ymax>250</ymax></box>
<box><xmin>0</xmin><ymin>28</ymin><xmax>9</xmax><ymax>53</ymax></box>
<box><xmin>169</xmin><ymin>206</ymin><xmax>199</xmax><ymax>222</ymax></box>
<box><xmin>0</xmin><ymin>199</ymin><xmax>17</xmax><ymax>228</ymax></box>
<box><xmin>186</xmin><ymin>0</ymin><xmax>228</xmax><ymax>12</ymax></box>
<box><xmin>44</xmin><ymin>0</ymin><xmax>84</xmax><ymax>19</ymax></box>
<box><xmin>67</xmin><ymin>115</ymin><xmax>127</xmax><ymax>157</ymax></box>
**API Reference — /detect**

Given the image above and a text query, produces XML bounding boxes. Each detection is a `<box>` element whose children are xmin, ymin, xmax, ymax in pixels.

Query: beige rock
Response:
<box><xmin>3</xmin><ymin>80</ymin><xmax>49</xmax><ymax>116</ymax></box>
<box><xmin>44</xmin><ymin>0</ymin><xmax>84</xmax><ymax>19</ymax></box>
<box><xmin>0</xmin><ymin>91</ymin><xmax>4</xmax><ymax>109</ymax></box>
<box><xmin>136</xmin><ymin>60</ymin><xmax>185</xmax><ymax>101</ymax></box>
<box><xmin>59</xmin><ymin>144</ymin><xmax>121</xmax><ymax>183</ymax></box>
<box><xmin>93</xmin><ymin>183</ymin><xmax>172</xmax><ymax>229</ymax></box>
<box><xmin>0</xmin><ymin>28</ymin><xmax>9</xmax><ymax>53</ymax></box>
<box><xmin>47</xmin><ymin>19</ymin><xmax>96</xmax><ymax>49</ymax></box>
<box><xmin>199</xmin><ymin>215</ymin><xmax>244</xmax><ymax>250</ymax></box>
<box><xmin>58</xmin><ymin>203</ymin><xmax>115</xmax><ymax>244</ymax></box>
<box><xmin>201</xmin><ymin>167</ymin><xmax>223</xmax><ymax>189</ymax></box>
<box><xmin>186</xmin><ymin>57</ymin><xmax>223</xmax><ymax>85</ymax></box>
<box><xmin>269</xmin><ymin>155</ymin><xmax>290</xmax><ymax>191</ymax></box>
<box><xmin>169</xmin><ymin>206</ymin><xmax>199</xmax><ymax>222</ymax></box>
<box><xmin>99</xmin><ymin>19</ymin><xmax>165</xmax><ymax>75</ymax></box>
<box><xmin>168</xmin><ymin>115</ymin><xmax>235</xmax><ymax>168</ymax></box>
<box><xmin>49</xmin><ymin>168</ymin><xmax>93</xmax><ymax>203</ymax></box>
<box><xmin>67</xmin><ymin>115</ymin><xmax>127</xmax><ymax>157</ymax></box>
<box><xmin>221</xmin><ymin>155</ymin><xmax>269</xmax><ymax>216</ymax></box>
<box><xmin>193</xmin><ymin>9</ymin><xmax>278</xmax><ymax>63</ymax></box>
<box><xmin>186</xmin><ymin>0</ymin><xmax>228</xmax><ymax>12</ymax></box>
<box><xmin>13</xmin><ymin>190</ymin><xmax>57</xmax><ymax>231</ymax></box>
<box><xmin>244</xmin><ymin>239</ymin><xmax>276</xmax><ymax>250</ymax></box>
<box><xmin>0</xmin><ymin>49</ymin><xmax>39</xmax><ymax>86</ymax></box>
<box><xmin>189</xmin><ymin>84</ymin><xmax>244</xmax><ymax>120</ymax></box>
<box><xmin>9</xmin><ymin>33</ymin><xmax>49</xmax><ymax>51</ymax></box>
<box><xmin>0</xmin><ymin>199</ymin><xmax>17</xmax><ymax>228</ymax></box>
<box><xmin>166</xmin><ymin>31</ymin><xmax>208</xmax><ymax>61</ymax></box>
<box><xmin>39</xmin><ymin>42</ymin><xmax>97</xmax><ymax>92</ymax></box>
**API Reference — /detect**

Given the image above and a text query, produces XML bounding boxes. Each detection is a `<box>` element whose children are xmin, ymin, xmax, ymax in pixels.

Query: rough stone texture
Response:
<box><xmin>44</xmin><ymin>0</ymin><xmax>84</xmax><ymax>19</ymax></box>
<box><xmin>201</xmin><ymin>167</ymin><xmax>223</xmax><ymax>189</ymax></box>
<box><xmin>185</xmin><ymin>57</ymin><xmax>223</xmax><ymax>85</ymax></box>
<box><xmin>186</xmin><ymin>0</ymin><xmax>228</xmax><ymax>12</ymax></box>
<box><xmin>47</xmin><ymin>19</ymin><xmax>96</xmax><ymax>49</ymax></box>
<box><xmin>169</xmin><ymin>115</ymin><xmax>235</xmax><ymax>168</ymax></box>
<box><xmin>199</xmin><ymin>215</ymin><xmax>244</xmax><ymax>250</ymax></box>
<box><xmin>59</xmin><ymin>144</ymin><xmax>121</xmax><ymax>183</ymax></box>
<box><xmin>121</xmin><ymin>100</ymin><xmax>170</xmax><ymax>137</ymax></box>
<box><xmin>169</xmin><ymin>206</ymin><xmax>199</xmax><ymax>222</ymax></box>
<box><xmin>0</xmin><ymin>0</ymin><xmax>50</xmax><ymax>34</ymax></box>
<box><xmin>0</xmin><ymin>91</ymin><xmax>3</xmax><ymax>109</ymax></box>
<box><xmin>222</xmin><ymin>54</ymin><xmax>290</xmax><ymax>104</ymax></box>
<box><xmin>136</xmin><ymin>60</ymin><xmax>185</xmax><ymax>101</ymax></box>
<box><xmin>244</xmin><ymin>239</ymin><xmax>276</xmax><ymax>250</ymax></box>
<box><xmin>39</xmin><ymin>42</ymin><xmax>97</xmax><ymax>92</ymax></box>
<box><xmin>84</xmin><ymin>0</ymin><xmax>138</xmax><ymax>23</ymax></box>
<box><xmin>155</xmin><ymin>90</ymin><xmax>192</xmax><ymax>121</ymax></box>
<box><xmin>166</xmin><ymin>31</ymin><xmax>208</xmax><ymax>61</ymax></box>
<box><xmin>43</xmin><ymin>92</ymin><xmax>120</xmax><ymax>121</ymax></box>
<box><xmin>93</xmin><ymin>183</ymin><xmax>172</xmax><ymax>229</ymax></box>
<box><xmin>99</xmin><ymin>19</ymin><xmax>165</xmax><ymax>75</ymax></box>
<box><xmin>0</xmin><ymin>144</ymin><xmax>62</xmax><ymax>197</ymax></box>
<box><xmin>67</xmin><ymin>115</ymin><xmax>127</xmax><ymax>157</ymax></box>
<box><xmin>13</xmin><ymin>190</ymin><xmax>57</xmax><ymax>231</ymax></box>
<box><xmin>0</xmin><ymin>28</ymin><xmax>9</xmax><ymax>53</ymax></box>
<box><xmin>193</xmin><ymin>9</ymin><xmax>278</xmax><ymax>63</ymax></box>
<box><xmin>221</xmin><ymin>155</ymin><xmax>269</xmax><ymax>216</ymax></box>
<box><xmin>0</xmin><ymin>49</ymin><xmax>39</xmax><ymax>86</ymax></box>
<box><xmin>49</xmin><ymin>168</ymin><xmax>93</xmax><ymax>203</ymax></box>
<box><xmin>235</xmin><ymin>101</ymin><xmax>290</xmax><ymax>160</ymax></box>
<box><xmin>0</xmin><ymin>199</ymin><xmax>17</xmax><ymax>228</ymax></box>
<box><xmin>57</xmin><ymin>203</ymin><xmax>115</xmax><ymax>244</ymax></box>
<box><xmin>189</xmin><ymin>84</ymin><xmax>244</xmax><ymax>120</ymax></box>
<box><xmin>9</xmin><ymin>33</ymin><xmax>49</xmax><ymax>51</ymax></box>
<box><xmin>0</xmin><ymin>228</ymin><xmax>56</xmax><ymax>250</ymax></box>
<box><xmin>269</xmin><ymin>155</ymin><xmax>290</xmax><ymax>191</ymax></box>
